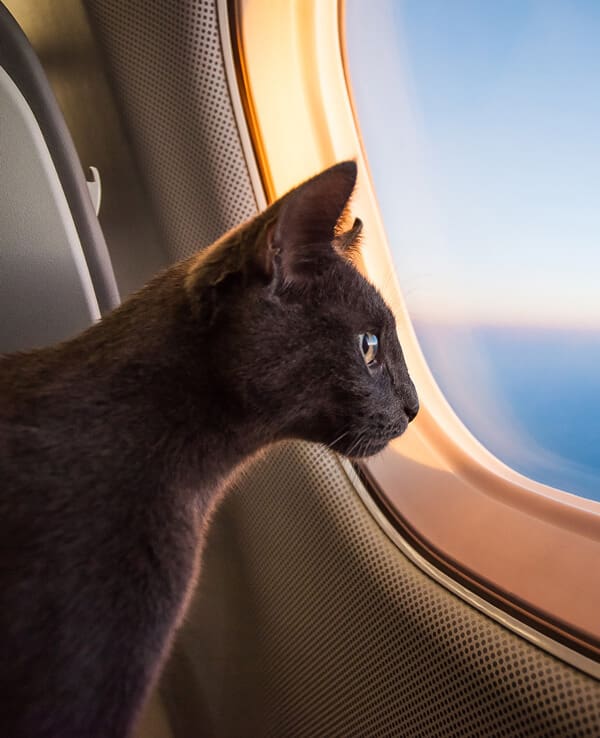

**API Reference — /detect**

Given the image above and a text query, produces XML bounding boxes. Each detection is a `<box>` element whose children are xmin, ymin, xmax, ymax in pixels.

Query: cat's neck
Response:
<box><xmin>2</xmin><ymin>263</ymin><xmax>275</xmax><ymax>503</ymax></box>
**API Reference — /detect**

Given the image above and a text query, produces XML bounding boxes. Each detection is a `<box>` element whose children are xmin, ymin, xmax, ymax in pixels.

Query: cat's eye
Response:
<box><xmin>359</xmin><ymin>332</ymin><xmax>379</xmax><ymax>366</ymax></box>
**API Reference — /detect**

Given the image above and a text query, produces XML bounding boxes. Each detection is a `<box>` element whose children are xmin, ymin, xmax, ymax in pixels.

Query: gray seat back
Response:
<box><xmin>0</xmin><ymin>3</ymin><xmax>119</xmax><ymax>354</ymax></box>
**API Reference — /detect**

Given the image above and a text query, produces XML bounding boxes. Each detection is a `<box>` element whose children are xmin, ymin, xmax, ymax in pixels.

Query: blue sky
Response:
<box><xmin>346</xmin><ymin>0</ymin><xmax>600</xmax><ymax>328</ymax></box>
<box><xmin>345</xmin><ymin>1</ymin><xmax>600</xmax><ymax>500</ymax></box>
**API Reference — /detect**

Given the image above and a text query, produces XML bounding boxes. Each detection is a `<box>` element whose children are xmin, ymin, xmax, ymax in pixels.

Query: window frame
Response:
<box><xmin>225</xmin><ymin>0</ymin><xmax>600</xmax><ymax>669</ymax></box>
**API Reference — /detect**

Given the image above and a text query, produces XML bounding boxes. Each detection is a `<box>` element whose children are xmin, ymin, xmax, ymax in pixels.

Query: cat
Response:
<box><xmin>0</xmin><ymin>160</ymin><xmax>418</xmax><ymax>738</ymax></box>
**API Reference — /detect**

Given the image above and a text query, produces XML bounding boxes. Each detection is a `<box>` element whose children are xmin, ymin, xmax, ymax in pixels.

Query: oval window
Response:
<box><xmin>346</xmin><ymin>0</ymin><xmax>600</xmax><ymax>502</ymax></box>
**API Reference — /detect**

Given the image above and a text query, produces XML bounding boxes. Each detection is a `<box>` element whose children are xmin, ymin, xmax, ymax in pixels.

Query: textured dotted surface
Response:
<box><xmin>85</xmin><ymin>0</ymin><xmax>258</xmax><ymax>261</ymax></box>
<box><xmin>185</xmin><ymin>441</ymin><xmax>600</xmax><ymax>737</ymax></box>
<box><xmin>82</xmin><ymin>5</ymin><xmax>600</xmax><ymax>733</ymax></box>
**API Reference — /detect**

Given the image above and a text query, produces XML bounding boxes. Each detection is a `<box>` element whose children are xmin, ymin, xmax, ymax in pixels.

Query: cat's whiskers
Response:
<box><xmin>326</xmin><ymin>429</ymin><xmax>352</xmax><ymax>451</ymax></box>
<box><xmin>312</xmin><ymin>429</ymin><xmax>352</xmax><ymax>466</ymax></box>
<box><xmin>345</xmin><ymin>431</ymin><xmax>366</xmax><ymax>460</ymax></box>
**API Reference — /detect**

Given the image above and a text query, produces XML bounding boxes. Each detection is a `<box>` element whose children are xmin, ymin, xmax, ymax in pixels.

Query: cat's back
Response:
<box><xmin>0</xmin><ymin>347</ymin><xmax>64</xmax><ymax>501</ymax></box>
<box><xmin>0</xmin><ymin>344</ymin><xmax>83</xmax><ymax>489</ymax></box>
<box><xmin>0</xmin><ymin>345</ymin><xmax>55</xmax><ymax>407</ymax></box>
<box><xmin>0</xmin><ymin>337</ymin><xmax>198</xmax><ymax>738</ymax></box>
<box><xmin>0</xmin><ymin>342</ymin><xmax>107</xmax><ymax>585</ymax></box>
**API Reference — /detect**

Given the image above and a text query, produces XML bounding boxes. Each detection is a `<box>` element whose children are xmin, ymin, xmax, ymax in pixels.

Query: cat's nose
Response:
<box><xmin>402</xmin><ymin>383</ymin><xmax>419</xmax><ymax>423</ymax></box>
<box><xmin>405</xmin><ymin>399</ymin><xmax>419</xmax><ymax>423</ymax></box>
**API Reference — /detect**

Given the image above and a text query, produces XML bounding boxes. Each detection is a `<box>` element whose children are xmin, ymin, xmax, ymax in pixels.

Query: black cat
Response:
<box><xmin>0</xmin><ymin>161</ymin><xmax>418</xmax><ymax>737</ymax></box>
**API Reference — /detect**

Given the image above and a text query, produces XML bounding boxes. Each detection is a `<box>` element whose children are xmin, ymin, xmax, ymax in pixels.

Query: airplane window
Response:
<box><xmin>345</xmin><ymin>1</ymin><xmax>600</xmax><ymax>502</ymax></box>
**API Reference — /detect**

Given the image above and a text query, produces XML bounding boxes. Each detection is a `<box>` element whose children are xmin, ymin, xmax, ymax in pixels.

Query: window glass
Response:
<box><xmin>345</xmin><ymin>1</ymin><xmax>600</xmax><ymax>501</ymax></box>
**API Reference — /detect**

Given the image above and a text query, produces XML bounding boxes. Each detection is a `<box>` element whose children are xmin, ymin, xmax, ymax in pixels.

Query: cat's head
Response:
<box><xmin>186</xmin><ymin>161</ymin><xmax>418</xmax><ymax>457</ymax></box>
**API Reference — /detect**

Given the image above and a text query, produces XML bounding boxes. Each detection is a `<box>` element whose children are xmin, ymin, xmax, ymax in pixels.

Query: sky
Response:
<box><xmin>345</xmin><ymin>1</ymin><xmax>600</xmax><ymax>501</ymax></box>
<box><xmin>345</xmin><ymin>0</ymin><xmax>600</xmax><ymax>328</ymax></box>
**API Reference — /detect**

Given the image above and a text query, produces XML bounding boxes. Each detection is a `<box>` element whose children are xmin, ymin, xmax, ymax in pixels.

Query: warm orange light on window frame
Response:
<box><xmin>230</xmin><ymin>0</ymin><xmax>600</xmax><ymax>664</ymax></box>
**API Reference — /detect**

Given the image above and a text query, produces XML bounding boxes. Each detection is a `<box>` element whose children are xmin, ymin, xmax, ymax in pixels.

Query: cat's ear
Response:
<box><xmin>268</xmin><ymin>160</ymin><xmax>357</xmax><ymax>282</ymax></box>
<box><xmin>332</xmin><ymin>217</ymin><xmax>363</xmax><ymax>261</ymax></box>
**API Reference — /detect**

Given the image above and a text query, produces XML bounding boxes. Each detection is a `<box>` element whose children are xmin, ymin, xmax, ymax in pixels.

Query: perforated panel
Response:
<box><xmin>84</xmin><ymin>0</ymin><xmax>258</xmax><ymax>261</ymax></box>
<box><xmin>78</xmin><ymin>6</ymin><xmax>600</xmax><ymax>735</ymax></box>
<box><xmin>164</xmin><ymin>442</ymin><xmax>600</xmax><ymax>737</ymax></box>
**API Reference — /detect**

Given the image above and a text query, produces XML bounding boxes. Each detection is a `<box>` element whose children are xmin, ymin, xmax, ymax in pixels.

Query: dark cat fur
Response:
<box><xmin>0</xmin><ymin>161</ymin><xmax>418</xmax><ymax>737</ymax></box>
